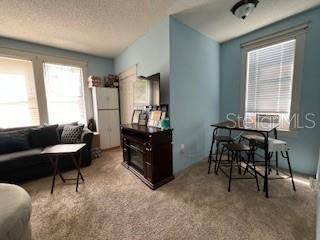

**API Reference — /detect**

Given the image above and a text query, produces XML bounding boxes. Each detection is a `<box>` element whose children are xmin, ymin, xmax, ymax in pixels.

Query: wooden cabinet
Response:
<box><xmin>121</xmin><ymin>124</ymin><xmax>174</xmax><ymax>190</ymax></box>
<box><xmin>98</xmin><ymin>110</ymin><xmax>120</xmax><ymax>149</ymax></box>
<box><xmin>92</xmin><ymin>87</ymin><xmax>120</xmax><ymax>150</ymax></box>
<box><xmin>95</xmin><ymin>87</ymin><xmax>119</xmax><ymax>110</ymax></box>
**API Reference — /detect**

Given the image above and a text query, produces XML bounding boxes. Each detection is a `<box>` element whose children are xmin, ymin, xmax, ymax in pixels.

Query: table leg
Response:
<box><xmin>57</xmin><ymin>166</ymin><xmax>65</xmax><ymax>183</ymax></box>
<box><xmin>208</xmin><ymin>128</ymin><xmax>217</xmax><ymax>174</ymax></box>
<box><xmin>263</xmin><ymin>132</ymin><xmax>269</xmax><ymax>198</ymax></box>
<box><xmin>72</xmin><ymin>152</ymin><xmax>84</xmax><ymax>192</ymax></box>
<box><xmin>274</xmin><ymin>128</ymin><xmax>279</xmax><ymax>175</ymax></box>
<box><xmin>50</xmin><ymin>155</ymin><xmax>59</xmax><ymax>194</ymax></box>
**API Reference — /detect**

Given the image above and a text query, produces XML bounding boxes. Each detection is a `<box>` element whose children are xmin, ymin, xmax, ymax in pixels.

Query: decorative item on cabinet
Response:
<box><xmin>131</xmin><ymin>110</ymin><xmax>142</xmax><ymax>124</ymax></box>
<box><xmin>88</xmin><ymin>75</ymin><xmax>120</xmax><ymax>88</ymax></box>
<box><xmin>88</xmin><ymin>76</ymin><xmax>105</xmax><ymax>88</ymax></box>
<box><xmin>138</xmin><ymin>111</ymin><xmax>148</xmax><ymax>126</ymax></box>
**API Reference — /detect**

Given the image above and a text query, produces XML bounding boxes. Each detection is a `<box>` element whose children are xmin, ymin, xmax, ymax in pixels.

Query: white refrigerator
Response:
<box><xmin>92</xmin><ymin>87</ymin><xmax>120</xmax><ymax>150</ymax></box>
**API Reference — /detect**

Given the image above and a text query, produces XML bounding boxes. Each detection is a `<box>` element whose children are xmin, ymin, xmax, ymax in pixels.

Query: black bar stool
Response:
<box><xmin>208</xmin><ymin>129</ymin><xmax>234</xmax><ymax>174</ymax></box>
<box><xmin>216</xmin><ymin>143</ymin><xmax>260</xmax><ymax>192</ymax></box>
<box><xmin>240</xmin><ymin>134</ymin><xmax>296</xmax><ymax>191</ymax></box>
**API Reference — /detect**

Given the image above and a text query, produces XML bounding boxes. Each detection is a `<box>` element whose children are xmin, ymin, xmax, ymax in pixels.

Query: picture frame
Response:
<box><xmin>147</xmin><ymin>110</ymin><xmax>162</xmax><ymax>128</ymax></box>
<box><xmin>138</xmin><ymin>111</ymin><xmax>148</xmax><ymax>126</ymax></box>
<box><xmin>131</xmin><ymin>110</ymin><xmax>142</xmax><ymax>124</ymax></box>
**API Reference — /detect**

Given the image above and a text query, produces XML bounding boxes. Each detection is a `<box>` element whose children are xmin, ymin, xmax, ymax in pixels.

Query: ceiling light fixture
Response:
<box><xmin>231</xmin><ymin>0</ymin><xmax>259</xmax><ymax>20</ymax></box>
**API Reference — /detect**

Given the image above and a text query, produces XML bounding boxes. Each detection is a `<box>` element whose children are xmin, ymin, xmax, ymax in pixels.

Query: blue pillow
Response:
<box><xmin>0</xmin><ymin>129</ymin><xmax>30</xmax><ymax>154</ymax></box>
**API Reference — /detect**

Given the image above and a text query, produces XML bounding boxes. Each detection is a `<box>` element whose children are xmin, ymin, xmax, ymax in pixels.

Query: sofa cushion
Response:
<box><xmin>0</xmin><ymin>129</ymin><xmax>30</xmax><ymax>154</ymax></box>
<box><xmin>30</xmin><ymin>125</ymin><xmax>59</xmax><ymax>148</ymax></box>
<box><xmin>0</xmin><ymin>148</ymin><xmax>44</xmax><ymax>169</ymax></box>
<box><xmin>61</xmin><ymin>125</ymin><xmax>84</xmax><ymax>144</ymax></box>
<box><xmin>57</xmin><ymin>122</ymin><xmax>78</xmax><ymax>139</ymax></box>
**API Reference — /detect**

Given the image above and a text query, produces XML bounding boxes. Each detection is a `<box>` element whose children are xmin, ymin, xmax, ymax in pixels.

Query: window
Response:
<box><xmin>0</xmin><ymin>48</ymin><xmax>88</xmax><ymax>128</ymax></box>
<box><xmin>245</xmin><ymin>39</ymin><xmax>295</xmax><ymax>130</ymax></box>
<box><xmin>134</xmin><ymin>79</ymin><xmax>150</xmax><ymax>107</ymax></box>
<box><xmin>43</xmin><ymin>63</ymin><xmax>86</xmax><ymax>124</ymax></box>
<box><xmin>0</xmin><ymin>56</ymin><xmax>40</xmax><ymax>128</ymax></box>
<box><xmin>241</xmin><ymin>25</ymin><xmax>306</xmax><ymax>131</ymax></box>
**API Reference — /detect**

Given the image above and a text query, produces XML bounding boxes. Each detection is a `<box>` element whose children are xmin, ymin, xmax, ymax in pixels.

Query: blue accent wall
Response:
<box><xmin>220</xmin><ymin>7</ymin><xmax>320</xmax><ymax>175</ymax></box>
<box><xmin>114</xmin><ymin>18</ymin><xmax>170</xmax><ymax>104</ymax></box>
<box><xmin>170</xmin><ymin>17</ymin><xmax>220</xmax><ymax>172</ymax></box>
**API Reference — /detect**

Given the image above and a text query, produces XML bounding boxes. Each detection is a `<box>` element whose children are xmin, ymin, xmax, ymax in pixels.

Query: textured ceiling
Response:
<box><xmin>0</xmin><ymin>0</ymin><xmax>212</xmax><ymax>57</ymax></box>
<box><xmin>0</xmin><ymin>0</ymin><xmax>319</xmax><ymax>58</ymax></box>
<box><xmin>174</xmin><ymin>0</ymin><xmax>320</xmax><ymax>43</ymax></box>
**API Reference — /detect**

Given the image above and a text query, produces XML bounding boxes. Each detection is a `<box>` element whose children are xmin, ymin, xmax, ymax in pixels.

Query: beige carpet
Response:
<box><xmin>21</xmin><ymin>148</ymin><xmax>315</xmax><ymax>240</ymax></box>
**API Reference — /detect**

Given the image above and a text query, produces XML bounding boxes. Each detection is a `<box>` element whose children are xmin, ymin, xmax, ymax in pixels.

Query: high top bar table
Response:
<box><xmin>210</xmin><ymin>120</ymin><xmax>279</xmax><ymax>198</ymax></box>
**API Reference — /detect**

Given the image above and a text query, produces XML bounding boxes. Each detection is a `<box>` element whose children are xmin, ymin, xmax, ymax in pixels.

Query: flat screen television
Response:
<box><xmin>134</xmin><ymin>73</ymin><xmax>160</xmax><ymax>107</ymax></box>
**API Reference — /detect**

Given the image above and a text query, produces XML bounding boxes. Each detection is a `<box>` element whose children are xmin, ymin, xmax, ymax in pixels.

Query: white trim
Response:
<box><xmin>289</xmin><ymin>32</ymin><xmax>305</xmax><ymax>128</ymax></box>
<box><xmin>0</xmin><ymin>48</ymin><xmax>35</xmax><ymax>61</ymax></box>
<box><xmin>240</xmin><ymin>48</ymin><xmax>247</xmax><ymax>118</ymax></box>
<box><xmin>81</xmin><ymin>66</ymin><xmax>89</xmax><ymax>122</ymax></box>
<box><xmin>0</xmin><ymin>47</ymin><xmax>88</xmax><ymax>67</ymax></box>
<box><xmin>33</xmin><ymin>56</ymin><xmax>49</xmax><ymax>123</ymax></box>
<box><xmin>41</xmin><ymin>55</ymin><xmax>87</xmax><ymax>68</ymax></box>
<box><xmin>240</xmin><ymin>22</ymin><xmax>309</xmax><ymax>49</ymax></box>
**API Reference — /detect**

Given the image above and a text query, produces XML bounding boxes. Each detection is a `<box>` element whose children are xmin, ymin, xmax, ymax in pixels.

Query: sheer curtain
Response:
<box><xmin>0</xmin><ymin>56</ymin><xmax>39</xmax><ymax>128</ymax></box>
<box><xmin>43</xmin><ymin>63</ymin><xmax>86</xmax><ymax>124</ymax></box>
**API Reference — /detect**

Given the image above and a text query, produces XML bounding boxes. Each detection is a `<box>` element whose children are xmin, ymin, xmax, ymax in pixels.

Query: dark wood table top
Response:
<box><xmin>41</xmin><ymin>144</ymin><xmax>86</xmax><ymax>155</ymax></box>
<box><xmin>121</xmin><ymin>124</ymin><xmax>172</xmax><ymax>135</ymax></box>
<box><xmin>211</xmin><ymin>120</ymin><xmax>279</xmax><ymax>133</ymax></box>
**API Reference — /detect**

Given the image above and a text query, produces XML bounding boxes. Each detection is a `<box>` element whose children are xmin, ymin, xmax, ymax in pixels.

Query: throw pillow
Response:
<box><xmin>61</xmin><ymin>125</ymin><xmax>84</xmax><ymax>144</ymax></box>
<box><xmin>0</xmin><ymin>129</ymin><xmax>30</xmax><ymax>154</ymax></box>
<box><xmin>56</xmin><ymin>122</ymin><xmax>78</xmax><ymax>139</ymax></box>
<box><xmin>30</xmin><ymin>125</ymin><xmax>59</xmax><ymax>148</ymax></box>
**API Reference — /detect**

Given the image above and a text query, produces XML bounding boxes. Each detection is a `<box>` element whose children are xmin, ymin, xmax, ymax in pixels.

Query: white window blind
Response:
<box><xmin>245</xmin><ymin>39</ymin><xmax>296</xmax><ymax>130</ymax></box>
<box><xmin>0</xmin><ymin>56</ymin><xmax>40</xmax><ymax>128</ymax></box>
<box><xmin>43</xmin><ymin>63</ymin><xmax>86</xmax><ymax>124</ymax></box>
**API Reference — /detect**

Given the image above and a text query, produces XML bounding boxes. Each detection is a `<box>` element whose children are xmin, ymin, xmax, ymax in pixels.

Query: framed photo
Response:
<box><xmin>132</xmin><ymin>110</ymin><xmax>142</xmax><ymax>124</ymax></box>
<box><xmin>138</xmin><ymin>111</ymin><xmax>148</xmax><ymax>126</ymax></box>
<box><xmin>147</xmin><ymin>110</ymin><xmax>162</xmax><ymax>127</ymax></box>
